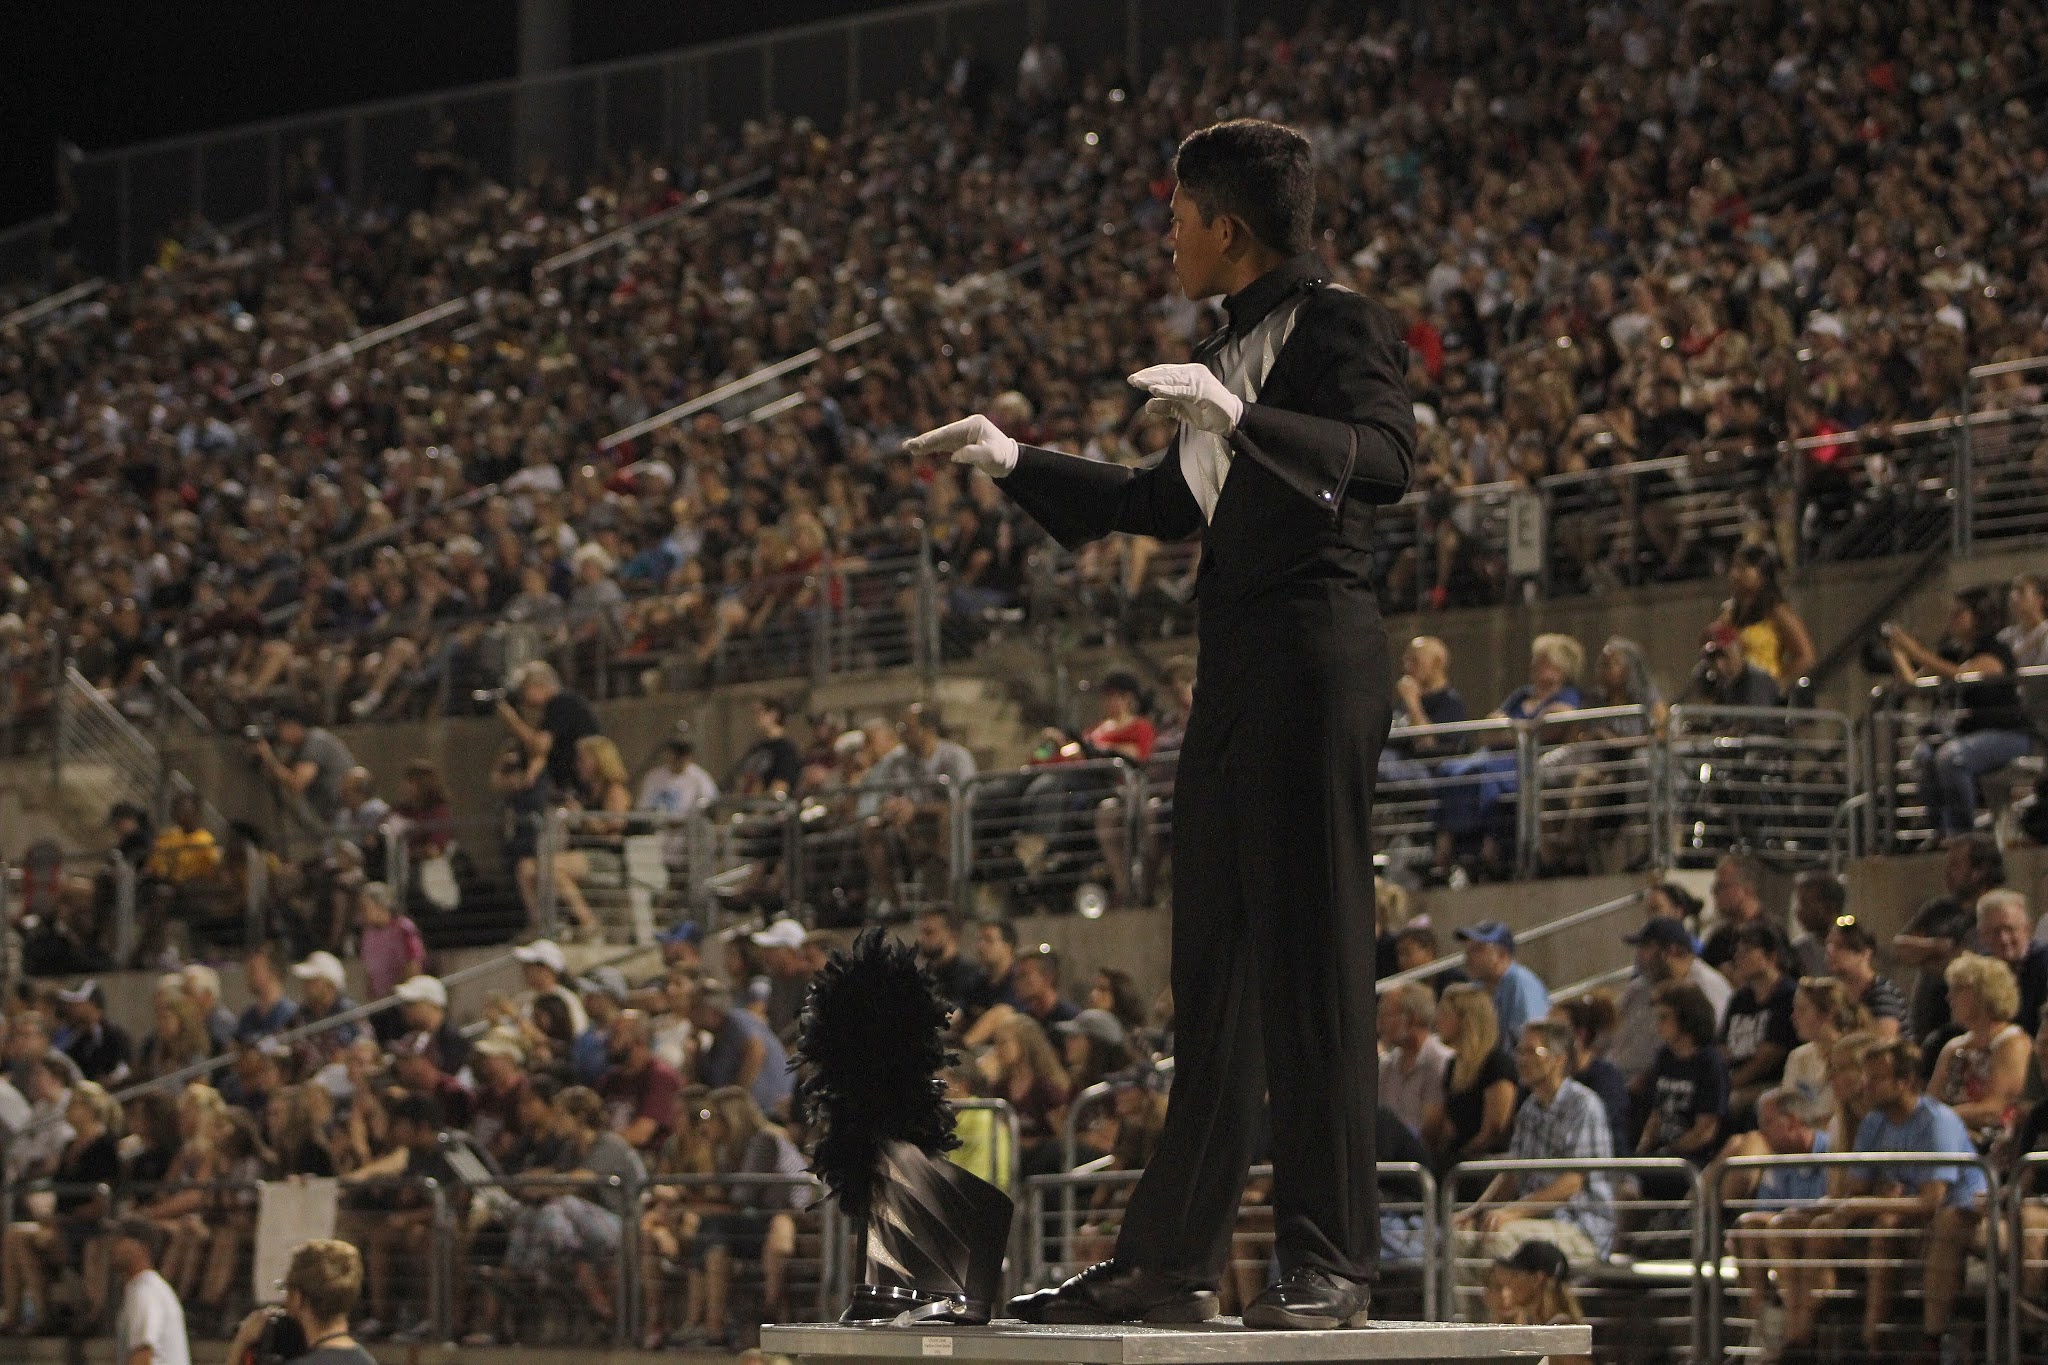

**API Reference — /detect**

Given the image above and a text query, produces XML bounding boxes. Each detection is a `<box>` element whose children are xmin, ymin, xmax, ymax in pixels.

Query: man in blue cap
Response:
<box><xmin>1455</xmin><ymin>922</ymin><xmax>1550</xmax><ymax>1048</ymax></box>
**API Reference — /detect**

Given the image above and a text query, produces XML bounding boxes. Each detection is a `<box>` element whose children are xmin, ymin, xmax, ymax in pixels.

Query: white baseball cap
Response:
<box><xmin>513</xmin><ymin>939</ymin><xmax>568</xmax><ymax>974</ymax></box>
<box><xmin>291</xmin><ymin>951</ymin><xmax>347</xmax><ymax>991</ymax></box>
<box><xmin>749</xmin><ymin>918</ymin><xmax>808</xmax><ymax>950</ymax></box>
<box><xmin>392</xmin><ymin>975</ymin><xmax>447</xmax><ymax>1008</ymax></box>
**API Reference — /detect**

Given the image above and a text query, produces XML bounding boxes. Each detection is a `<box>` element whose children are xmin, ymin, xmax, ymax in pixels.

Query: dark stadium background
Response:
<box><xmin>1</xmin><ymin>0</ymin><xmax>932</xmax><ymax>233</ymax></box>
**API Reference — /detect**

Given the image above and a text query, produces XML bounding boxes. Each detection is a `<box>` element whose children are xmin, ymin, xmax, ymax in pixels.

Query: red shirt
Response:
<box><xmin>1088</xmin><ymin>716</ymin><xmax>1157</xmax><ymax>762</ymax></box>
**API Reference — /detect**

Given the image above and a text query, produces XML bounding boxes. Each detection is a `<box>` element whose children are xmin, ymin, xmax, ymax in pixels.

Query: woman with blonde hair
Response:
<box><xmin>1781</xmin><ymin>977</ymin><xmax>1868</xmax><ymax>1125</ymax></box>
<box><xmin>1927</xmin><ymin>952</ymin><xmax>2030</xmax><ymax>1152</ymax></box>
<box><xmin>137</xmin><ymin>989</ymin><xmax>213</xmax><ymax>1082</ymax></box>
<box><xmin>0</xmin><ymin>1075</ymin><xmax>123</xmax><ymax>1331</ymax></box>
<box><xmin>547</xmin><ymin>733</ymin><xmax>633</xmax><ymax>940</ymax></box>
<box><xmin>134</xmin><ymin>1083</ymin><xmax>231</xmax><ymax>1302</ymax></box>
<box><xmin>639</xmin><ymin>1084</ymin><xmax>714</xmax><ymax>1349</ymax></box>
<box><xmin>1434</xmin><ymin>634</ymin><xmax>1585</xmax><ymax>882</ymax></box>
<box><xmin>680</xmin><ymin>1087</ymin><xmax>809</xmax><ymax>1348</ymax></box>
<box><xmin>1424</xmin><ymin>983</ymin><xmax>1516</xmax><ymax>1169</ymax></box>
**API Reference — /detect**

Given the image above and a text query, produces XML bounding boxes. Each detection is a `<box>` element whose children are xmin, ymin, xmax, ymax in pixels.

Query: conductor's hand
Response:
<box><xmin>1128</xmin><ymin>363</ymin><xmax>1243</xmax><ymax>435</ymax></box>
<box><xmin>904</xmin><ymin>415</ymin><xmax>1017</xmax><ymax>477</ymax></box>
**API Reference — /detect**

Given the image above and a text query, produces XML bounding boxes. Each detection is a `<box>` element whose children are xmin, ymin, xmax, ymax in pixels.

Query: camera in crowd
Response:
<box><xmin>250</xmin><ymin>1309</ymin><xmax>308</xmax><ymax>1365</ymax></box>
<box><xmin>242</xmin><ymin>722</ymin><xmax>269</xmax><ymax>743</ymax></box>
<box><xmin>1857</xmin><ymin>620</ymin><xmax>1902</xmax><ymax>676</ymax></box>
<box><xmin>472</xmin><ymin>685</ymin><xmax>507</xmax><ymax>705</ymax></box>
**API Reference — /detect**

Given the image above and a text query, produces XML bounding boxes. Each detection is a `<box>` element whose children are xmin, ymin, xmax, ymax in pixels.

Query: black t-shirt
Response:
<box><xmin>733</xmin><ymin>736</ymin><xmax>803</xmax><ymax>797</ymax></box>
<box><xmin>921</xmin><ymin>952</ymin><xmax>992</xmax><ymax>1018</ymax></box>
<box><xmin>1377</xmin><ymin>1106</ymin><xmax>1430</xmax><ymax>1206</ymax></box>
<box><xmin>2015</xmin><ymin>944</ymin><xmax>2048</xmax><ymax>1036</ymax></box>
<box><xmin>1442</xmin><ymin>1048</ymin><xmax>1516</xmax><ymax>1157</ymax></box>
<box><xmin>1902</xmin><ymin>896</ymin><xmax>1977</xmax><ymax>1042</ymax></box>
<box><xmin>1721</xmin><ymin>975</ymin><xmax>1797</xmax><ymax>1071</ymax></box>
<box><xmin>1947</xmin><ymin>635</ymin><xmax>2024</xmax><ymax>734</ymax></box>
<box><xmin>540</xmin><ymin>691</ymin><xmax>602</xmax><ymax>792</ymax></box>
<box><xmin>1647</xmin><ymin>1046</ymin><xmax>1730</xmax><ymax>1158</ymax></box>
<box><xmin>1387</xmin><ymin>687</ymin><xmax>1469</xmax><ymax>760</ymax></box>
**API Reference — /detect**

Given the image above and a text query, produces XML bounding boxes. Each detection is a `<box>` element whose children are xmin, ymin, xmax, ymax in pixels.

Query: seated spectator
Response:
<box><xmin>976</xmin><ymin>1014</ymin><xmax>1070</xmax><ymax>1173</ymax></box>
<box><xmin>512</xmin><ymin>940</ymin><xmax>588</xmax><ymax>1035</ymax></box>
<box><xmin>1053</xmin><ymin>1009</ymin><xmax>1131</xmax><ymax>1094</ymax></box>
<box><xmin>1782</xmin><ymin>977</ymin><xmax>1869</xmax><ymax>1126</ymax></box>
<box><xmin>691</xmin><ymin>980</ymin><xmax>791</xmax><ymax>1119</ymax></box>
<box><xmin>0</xmin><ymin>1078</ymin><xmax>121</xmax><ymax>1331</ymax></box>
<box><xmin>1613</xmin><ymin>918</ymin><xmax>1731</xmax><ymax>1089</ymax></box>
<box><xmin>1455</xmin><ymin>921</ymin><xmax>1550</xmax><ymax>1047</ymax></box>
<box><xmin>389</xmin><ymin>759</ymin><xmax>456</xmax><ymax>914</ymax></box>
<box><xmin>1691</xmin><ymin>627</ymin><xmax>1784</xmax><ymax>708</ymax></box>
<box><xmin>142</xmin><ymin>791</ymin><xmax>221</xmax><ymax>890</ymax></box>
<box><xmin>571</xmin><ymin>967</ymin><xmax>630</xmax><ymax>1084</ymax></box>
<box><xmin>497</xmin><ymin>1085</ymin><xmax>645</xmax><ymax>1327</ymax></box>
<box><xmin>1425</xmin><ymin>983</ymin><xmax>1516</xmax><ymax>1170</ymax></box>
<box><xmin>1803</xmin><ymin>1040</ymin><xmax>1984</xmax><ymax>1357</ymax></box>
<box><xmin>136</xmin><ymin>983</ymin><xmax>214</xmax><ymax>1084</ymax></box>
<box><xmin>1011</xmin><ymin>946</ymin><xmax>1079</xmax><ymax>1031</ymax></box>
<box><xmin>748</xmin><ymin>919</ymin><xmax>814</xmax><ymax>1042</ymax></box>
<box><xmin>1086</xmin><ymin>968</ymin><xmax>1149</xmax><ymax>1050</ymax></box>
<box><xmin>180</xmin><ymin>965</ymin><xmax>237</xmax><ymax>1055</ymax></box>
<box><xmin>493</xmin><ymin>740</ymin><xmax>557</xmax><ymax>931</ymax></box>
<box><xmin>1380</xmin><ymin>635</ymin><xmax>1468</xmax><ymax>785</ymax></box>
<box><xmin>635</xmin><ymin>1084</ymin><xmax>714</xmax><ymax>1349</ymax></box>
<box><xmin>1637</xmin><ymin>983</ymin><xmax>1730</xmax><ymax>1182</ymax></box>
<box><xmin>1892</xmin><ymin>836</ymin><xmax>2004</xmax><ymax>1051</ymax></box>
<box><xmin>1699</xmin><ymin>853</ymin><xmax>1768</xmax><ymax>972</ymax></box>
<box><xmin>1549</xmin><ymin>993</ymin><xmax>1633</xmax><ymax>1161</ymax></box>
<box><xmin>858</xmin><ymin>703</ymin><xmax>976</xmax><ymax>916</ymax></box>
<box><xmin>1539</xmin><ymin>636</ymin><xmax>1666</xmax><ymax>874</ymax></box>
<box><xmin>1825</xmin><ymin>918</ymin><xmax>1908</xmax><ymax>1040</ymax></box>
<box><xmin>465</xmin><ymin>1029</ymin><xmax>532</xmax><ymax>1170</ymax></box>
<box><xmin>1379</xmin><ymin>982</ymin><xmax>1452</xmax><ymax>1139</ymax></box>
<box><xmin>1435</xmin><ymin>634</ymin><xmax>1584</xmax><ymax>882</ymax></box>
<box><xmin>1017</xmin><ymin>673</ymin><xmax>1154</xmax><ymax>891</ymax></box>
<box><xmin>1708</xmin><ymin>544</ymin><xmax>1815</xmax><ymax>695</ymax></box>
<box><xmin>339</xmin><ymin>1093</ymin><xmax>457</xmax><ymax>1341</ymax></box>
<box><xmin>1975</xmin><ymin>889</ymin><xmax>2048</xmax><ymax>1035</ymax></box>
<box><xmin>56</xmin><ymin>980</ymin><xmax>132</xmax><ymax>1087</ymax></box>
<box><xmin>1723</xmin><ymin>1086</ymin><xmax>1835</xmax><ymax>1342</ymax></box>
<box><xmin>679</xmin><ymin>1086</ymin><xmax>809</xmax><ymax>1348</ymax></box>
<box><xmin>331</xmin><ymin>768</ymin><xmax>392</xmax><ymax>872</ymax></box>
<box><xmin>548</xmin><ymin>734</ymin><xmax>634</xmax><ymax>940</ymax></box>
<box><xmin>133</xmin><ymin>1083</ymin><xmax>230</xmax><ymax>1305</ymax></box>
<box><xmin>390</xmin><ymin>974</ymin><xmax>469</xmax><ymax>1076</ymax></box>
<box><xmin>914</xmin><ymin>908</ymin><xmax>991</xmax><ymax>1022</ymax></box>
<box><xmin>235</xmin><ymin>943</ymin><xmax>302</xmax><ymax>1044</ymax></box>
<box><xmin>1481</xmin><ymin>1239</ymin><xmax>1589</xmax><ymax>1355</ymax></box>
<box><xmin>263</xmin><ymin>1082</ymin><xmax>338</xmax><ymax>1177</ymax></box>
<box><xmin>1926</xmin><ymin>953</ymin><xmax>2031</xmax><ymax>1153</ymax></box>
<box><xmin>1644</xmin><ymin>879</ymin><xmax>1705</xmax><ymax>937</ymax></box>
<box><xmin>6</xmin><ymin>1055</ymin><xmax>75</xmax><ymax>1183</ymax></box>
<box><xmin>1455</xmin><ymin>1019</ymin><xmax>1615</xmax><ymax>1276</ymax></box>
<box><xmin>1788</xmin><ymin>873</ymin><xmax>1845</xmax><ymax>979</ymax></box>
<box><xmin>2000</xmin><ymin>573</ymin><xmax>2048</xmax><ymax>670</ymax></box>
<box><xmin>290</xmin><ymin>950</ymin><xmax>361</xmax><ymax>1061</ymax></box>
<box><xmin>355</xmin><ymin>883</ymin><xmax>426</xmax><ymax>1037</ymax></box>
<box><xmin>1889</xmin><ymin>587</ymin><xmax>2031</xmax><ymax>841</ymax></box>
<box><xmin>599</xmin><ymin>1010</ymin><xmax>683</xmax><ymax>1152</ymax></box>
<box><xmin>1721</xmin><ymin>924</ymin><xmax>1798</xmax><ymax>1125</ymax></box>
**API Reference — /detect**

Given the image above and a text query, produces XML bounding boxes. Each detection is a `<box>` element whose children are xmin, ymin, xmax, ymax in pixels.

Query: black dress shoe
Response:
<box><xmin>1242</xmin><ymin>1267</ymin><xmax>1371</xmax><ymax>1330</ymax></box>
<box><xmin>1006</xmin><ymin>1259</ymin><xmax>1219</xmax><ymax>1325</ymax></box>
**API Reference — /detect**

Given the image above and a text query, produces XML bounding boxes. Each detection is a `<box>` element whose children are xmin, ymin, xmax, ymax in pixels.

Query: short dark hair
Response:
<box><xmin>1733</xmin><ymin>922</ymin><xmax>1785</xmax><ymax>957</ymax></box>
<box><xmin>757</xmin><ymin>697</ymin><xmax>789</xmax><ymax>723</ymax></box>
<box><xmin>1018</xmin><ymin>945</ymin><xmax>1061</xmax><ymax>987</ymax></box>
<box><xmin>1652</xmin><ymin>981</ymin><xmax>1719</xmax><ymax>1048</ymax></box>
<box><xmin>1869</xmin><ymin>1039</ymin><xmax>1924</xmax><ymax>1086</ymax></box>
<box><xmin>390</xmin><ymin>1093</ymin><xmax>443</xmax><ymax>1131</ymax></box>
<box><xmin>1829</xmin><ymin>920</ymin><xmax>1877</xmax><ymax>955</ymax></box>
<box><xmin>1949</xmin><ymin>832</ymin><xmax>2005</xmax><ymax>888</ymax></box>
<box><xmin>980</xmin><ymin>919</ymin><xmax>1017</xmax><ymax>948</ymax></box>
<box><xmin>1956</xmin><ymin>585</ymin><xmax>2007</xmax><ymax>637</ymax></box>
<box><xmin>1172</xmin><ymin>119</ymin><xmax>1315</xmax><ymax>256</ymax></box>
<box><xmin>918</xmin><ymin>907</ymin><xmax>963</xmax><ymax>938</ymax></box>
<box><xmin>1793</xmin><ymin>870</ymin><xmax>1846</xmax><ymax>914</ymax></box>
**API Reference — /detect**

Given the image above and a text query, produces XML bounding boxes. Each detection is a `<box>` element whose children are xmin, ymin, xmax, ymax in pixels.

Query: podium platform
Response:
<box><xmin>761</xmin><ymin>1319</ymin><xmax>1590</xmax><ymax>1365</ymax></box>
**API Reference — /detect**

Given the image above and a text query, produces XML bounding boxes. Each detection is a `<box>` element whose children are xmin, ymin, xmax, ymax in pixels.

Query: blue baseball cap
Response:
<box><xmin>1454</xmin><ymin>921</ymin><xmax>1515</xmax><ymax>951</ymax></box>
<box><xmin>657</xmin><ymin>922</ymin><xmax>702</xmax><ymax>947</ymax></box>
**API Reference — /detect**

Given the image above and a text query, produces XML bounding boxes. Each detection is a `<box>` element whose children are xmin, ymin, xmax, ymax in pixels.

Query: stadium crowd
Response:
<box><xmin>4</xmin><ymin>0</ymin><xmax>2048</xmax><ymax>744</ymax></box>
<box><xmin>0</xmin><ymin>852</ymin><xmax>2044</xmax><ymax>1351</ymax></box>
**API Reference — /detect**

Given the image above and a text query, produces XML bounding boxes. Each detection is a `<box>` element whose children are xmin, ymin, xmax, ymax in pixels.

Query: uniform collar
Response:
<box><xmin>1221</xmin><ymin>253</ymin><xmax>1323</xmax><ymax>335</ymax></box>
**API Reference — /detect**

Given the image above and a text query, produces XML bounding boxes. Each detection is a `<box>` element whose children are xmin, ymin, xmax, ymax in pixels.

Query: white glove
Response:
<box><xmin>903</xmin><ymin>414</ymin><xmax>1018</xmax><ymax>477</ymax></box>
<box><xmin>1128</xmin><ymin>363</ymin><xmax>1244</xmax><ymax>435</ymax></box>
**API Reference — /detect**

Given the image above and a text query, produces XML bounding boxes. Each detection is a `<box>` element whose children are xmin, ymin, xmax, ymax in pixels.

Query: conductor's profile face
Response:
<box><xmin>1166</xmin><ymin>184</ymin><xmax>1234</xmax><ymax>302</ymax></box>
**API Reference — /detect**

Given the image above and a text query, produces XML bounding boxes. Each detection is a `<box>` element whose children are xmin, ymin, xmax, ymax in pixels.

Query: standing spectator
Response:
<box><xmin>1926</xmin><ymin>953</ymin><xmax>2030</xmax><ymax>1152</ymax></box>
<box><xmin>1455</xmin><ymin>1019</ymin><xmax>1615</xmax><ymax>1272</ymax></box>
<box><xmin>598</xmin><ymin>1010</ymin><xmax>683</xmax><ymax>1152</ymax></box>
<box><xmin>1721</xmin><ymin>924</ymin><xmax>1797</xmax><ymax>1125</ymax></box>
<box><xmin>252</xmin><ymin>707</ymin><xmax>357</xmax><ymax>824</ymax></box>
<box><xmin>354</xmin><ymin>883</ymin><xmax>426</xmax><ymax>1013</ymax></box>
<box><xmin>692</xmin><ymin>980</ymin><xmax>791</xmax><ymax>1118</ymax></box>
<box><xmin>1425</xmin><ymin>983</ymin><xmax>1517</xmax><ymax>1170</ymax></box>
<box><xmin>235</xmin><ymin>944</ymin><xmax>302</xmax><ymax>1044</ymax></box>
<box><xmin>1806</xmin><ymin>1041</ymin><xmax>1983</xmax><ymax>1358</ymax></box>
<box><xmin>57</xmin><ymin>980</ymin><xmax>133</xmax><ymax>1086</ymax></box>
<box><xmin>1613</xmin><ymin>918</ymin><xmax>1732</xmax><ymax>1086</ymax></box>
<box><xmin>225</xmin><ymin>1239</ymin><xmax>373</xmax><ymax>1365</ymax></box>
<box><xmin>1708</xmin><ymin>544</ymin><xmax>1816</xmax><ymax>694</ymax></box>
<box><xmin>1889</xmin><ymin>587</ymin><xmax>2031</xmax><ymax>841</ymax></box>
<box><xmin>1378</xmin><ymin>982</ymin><xmax>1452</xmax><ymax>1139</ymax></box>
<box><xmin>1455</xmin><ymin>921</ymin><xmax>1550</xmax><ymax>1047</ymax></box>
<box><xmin>1892</xmin><ymin>835</ymin><xmax>2004</xmax><ymax>1050</ymax></box>
<box><xmin>1700</xmin><ymin>853</ymin><xmax>1767</xmax><ymax>971</ymax></box>
<box><xmin>180</xmin><ymin>965</ymin><xmax>237</xmax><ymax>1054</ymax></box>
<box><xmin>1975</xmin><ymin>889</ymin><xmax>2048</xmax><ymax>1035</ymax></box>
<box><xmin>1692</xmin><ymin>628</ymin><xmax>1784</xmax><ymax>708</ymax></box>
<box><xmin>111</xmin><ymin>1219</ymin><xmax>188</xmax><ymax>1365</ymax></box>
<box><xmin>1637</xmin><ymin>983</ymin><xmax>1730</xmax><ymax>1174</ymax></box>
<box><xmin>1825</xmin><ymin>918</ymin><xmax>1908</xmax><ymax>1040</ymax></box>
<box><xmin>498</xmin><ymin>660</ymin><xmax>600</xmax><ymax>796</ymax></box>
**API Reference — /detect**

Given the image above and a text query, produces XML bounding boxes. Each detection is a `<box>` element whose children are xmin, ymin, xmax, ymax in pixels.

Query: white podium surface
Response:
<box><xmin>762</xmin><ymin>1319</ymin><xmax>1589</xmax><ymax>1365</ymax></box>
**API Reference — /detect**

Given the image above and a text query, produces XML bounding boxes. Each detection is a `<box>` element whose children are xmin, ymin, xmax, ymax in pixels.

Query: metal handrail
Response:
<box><xmin>1377</xmin><ymin>888</ymin><xmax>1648</xmax><ymax>994</ymax></box>
<box><xmin>0</xmin><ymin>278</ymin><xmax>105</xmax><ymax>330</ymax></box>
<box><xmin>2010</xmin><ymin>1151</ymin><xmax>2047</xmax><ymax>1363</ymax></box>
<box><xmin>535</xmin><ymin>167</ymin><xmax>773</xmax><ymax>274</ymax></box>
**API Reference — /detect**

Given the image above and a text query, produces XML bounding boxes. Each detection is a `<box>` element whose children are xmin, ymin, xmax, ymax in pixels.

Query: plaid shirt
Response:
<box><xmin>1508</xmin><ymin>1076</ymin><xmax>1615</xmax><ymax>1258</ymax></box>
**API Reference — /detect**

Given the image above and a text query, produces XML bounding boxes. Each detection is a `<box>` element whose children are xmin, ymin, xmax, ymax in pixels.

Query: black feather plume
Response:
<box><xmin>792</xmin><ymin>928</ymin><xmax>958</xmax><ymax>1222</ymax></box>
